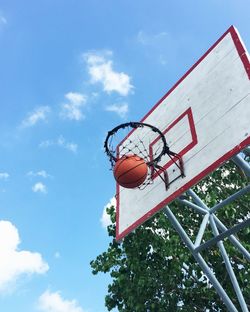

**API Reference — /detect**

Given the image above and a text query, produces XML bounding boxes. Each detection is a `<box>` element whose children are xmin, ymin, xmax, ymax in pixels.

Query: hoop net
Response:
<box><xmin>104</xmin><ymin>122</ymin><xmax>186</xmax><ymax>190</ymax></box>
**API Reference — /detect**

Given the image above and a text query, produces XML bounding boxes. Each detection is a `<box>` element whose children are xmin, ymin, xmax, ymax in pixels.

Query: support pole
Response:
<box><xmin>186</xmin><ymin>189</ymin><xmax>210</xmax><ymax>211</ymax></box>
<box><xmin>210</xmin><ymin>184</ymin><xmax>250</xmax><ymax>214</ymax></box>
<box><xmin>177</xmin><ymin>198</ymin><xmax>207</xmax><ymax>214</ymax></box>
<box><xmin>243</xmin><ymin>147</ymin><xmax>250</xmax><ymax>156</ymax></box>
<box><xmin>209</xmin><ymin>215</ymin><xmax>249</xmax><ymax>312</ymax></box>
<box><xmin>214</xmin><ymin>216</ymin><xmax>250</xmax><ymax>262</ymax></box>
<box><xmin>232</xmin><ymin>154</ymin><xmax>250</xmax><ymax>177</ymax></box>
<box><xmin>195</xmin><ymin>217</ymin><xmax>250</xmax><ymax>253</ymax></box>
<box><xmin>194</xmin><ymin>213</ymin><xmax>210</xmax><ymax>247</ymax></box>
<box><xmin>172</xmin><ymin>187</ymin><xmax>250</xmax><ymax>311</ymax></box>
<box><xmin>164</xmin><ymin>206</ymin><xmax>239</xmax><ymax>312</ymax></box>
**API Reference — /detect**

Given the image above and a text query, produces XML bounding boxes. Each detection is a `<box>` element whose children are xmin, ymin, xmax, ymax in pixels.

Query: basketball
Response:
<box><xmin>113</xmin><ymin>155</ymin><xmax>148</xmax><ymax>188</ymax></box>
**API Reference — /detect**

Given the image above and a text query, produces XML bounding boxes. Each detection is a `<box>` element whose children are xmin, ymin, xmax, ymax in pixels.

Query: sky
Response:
<box><xmin>0</xmin><ymin>1</ymin><xmax>250</xmax><ymax>311</ymax></box>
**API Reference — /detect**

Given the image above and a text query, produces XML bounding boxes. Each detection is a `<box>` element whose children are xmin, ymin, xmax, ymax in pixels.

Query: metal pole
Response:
<box><xmin>232</xmin><ymin>154</ymin><xmax>250</xmax><ymax>177</ymax></box>
<box><xmin>214</xmin><ymin>216</ymin><xmax>250</xmax><ymax>262</ymax></box>
<box><xmin>176</xmin><ymin>198</ymin><xmax>207</xmax><ymax>214</ymax></box>
<box><xmin>186</xmin><ymin>189</ymin><xmax>210</xmax><ymax>211</ymax></box>
<box><xmin>188</xmin><ymin>188</ymin><xmax>250</xmax><ymax>261</ymax></box>
<box><xmin>210</xmin><ymin>184</ymin><xmax>250</xmax><ymax>214</ymax></box>
<box><xmin>176</xmin><ymin>188</ymin><xmax>249</xmax><ymax>311</ymax></box>
<box><xmin>195</xmin><ymin>217</ymin><xmax>250</xmax><ymax>253</ymax></box>
<box><xmin>164</xmin><ymin>206</ymin><xmax>239</xmax><ymax>312</ymax></box>
<box><xmin>243</xmin><ymin>147</ymin><xmax>250</xmax><ymax>156</ymax></box>
<box><xmin>209</xmin><ymin>215</ymin><xmax>249</xmax><ymax>312</ymax></box>
<box><xmin>194</xmin><ymin>213</ymin><xmax>210</xmax><ymax>247</ymax></box>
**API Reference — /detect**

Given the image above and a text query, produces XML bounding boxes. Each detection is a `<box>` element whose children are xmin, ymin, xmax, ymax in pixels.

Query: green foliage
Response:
<box><xmin>90</xmin><ymin>159</ymin><xmax>250</xmax><ymax>311</ymax></box>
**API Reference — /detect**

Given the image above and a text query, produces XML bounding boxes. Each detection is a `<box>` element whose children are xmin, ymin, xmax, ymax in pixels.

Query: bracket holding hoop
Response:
<box><xmin>152</xmin><ymin>151</ymin><xmax>185</xmax><ymax>190</ymax></box>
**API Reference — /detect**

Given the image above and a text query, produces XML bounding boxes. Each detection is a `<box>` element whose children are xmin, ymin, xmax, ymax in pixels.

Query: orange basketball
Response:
<box><xmin>113</xmin><ymin>154</ymin><xmax>148</xmax><ymax>188</ymax></box>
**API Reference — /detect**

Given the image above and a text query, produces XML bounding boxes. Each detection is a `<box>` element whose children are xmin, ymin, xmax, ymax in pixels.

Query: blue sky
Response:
<box><xmin>0</xmin><ymin>1</ymin><xmax>250</xmax><ymax>311</ymax></box>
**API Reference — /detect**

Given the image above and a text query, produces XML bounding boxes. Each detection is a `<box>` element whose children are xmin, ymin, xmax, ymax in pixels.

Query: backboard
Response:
<box><xmin>116</xmin><ymin>26</ymin><xmax>250</xmax><ymax>241</ymax></box>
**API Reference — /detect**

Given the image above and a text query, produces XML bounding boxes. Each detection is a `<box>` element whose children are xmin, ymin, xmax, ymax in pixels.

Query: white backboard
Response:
<box><xmin>116</xmin><ymin>26</ymin><xmax>250</xmax><ymax>241</ymax></box>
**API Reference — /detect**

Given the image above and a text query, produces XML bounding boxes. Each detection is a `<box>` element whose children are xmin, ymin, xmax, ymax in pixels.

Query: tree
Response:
<box><xmin>91</xmin><ymin>159</ymin><xmax>250</xmax><ymax>311</ymax></box>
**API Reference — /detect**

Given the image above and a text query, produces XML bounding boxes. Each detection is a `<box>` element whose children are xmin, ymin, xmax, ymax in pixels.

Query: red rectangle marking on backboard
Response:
<box><xmin>149</xmin><ymin>107</ymin><xmax>197</xmax><ymax>179</ymax></box>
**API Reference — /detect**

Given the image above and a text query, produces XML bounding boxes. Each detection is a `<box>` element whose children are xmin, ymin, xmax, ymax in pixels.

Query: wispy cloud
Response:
<box><xmin>32</xmin><ymin>182</ymin><xmax>47</xmax><ymax>194</ymax></box>
<box><xmin>54</xmin><ymin>252</ymin><xmax>60</xmax><ymax>259</ymax></box>
<box><xmin>0</xmin><ymin>14</ymin><xmax>7</xmax><ymax>26</ymax></box>
<box><xmin>60</xmin><ymin>92</ymin><xmax>87</xmax><ymax>121</ymax></box>
<box><xmin>0</xmin><ymin>220</ymin><xmax>49</xmax><ymax>292</ymax></box>
<box><xmin>83</xmin><ymin>51</ymin><xmax>133</xmax><ymax>96</ymax></box>
<box><xmin>137</xmin><ymin>30</ymin><xmax>172</xmax><ymax>65</ymax></box>
<box><xmin>27</xmin><ymin>170</ymin><xmax>52</xmax><ymax>179</ymax></box>
<box><xmin>21</xmin><ymin>106</ymin><xmax>50</xmax><ymax>128</ymax></box>
<box><xmin>137</xmin><ymin>30</ymin><xmax>168</xmax><ymax>45</ymax></box>
<box><xmin>105</xmin><ymin>103</ymin><xmax>128</xmax><ymax>118</ymax></box>
<box><xmin>38</xmin><ymin>290</ymin><xmax>84</xmax><ymax>312</ymax></box>
<box><xmin>39</xmin><ymin>136</ymin><xmax>78</xmax><ymax>154</ymax></box>
<box><xmin>100</xmin><ymin>197</ymin><xmax>116</xmax><ymax>229</ymax></box>
<box><xmin>0</xmin><ymin>172</ymin><xmax>9</xmax><ymax>180</ymax></box>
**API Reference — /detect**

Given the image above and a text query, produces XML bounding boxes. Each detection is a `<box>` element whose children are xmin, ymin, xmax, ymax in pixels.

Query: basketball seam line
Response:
<box><xmin>115</xmin><ymin>162</ymin><xmax>148</xmax><ymax>180</ymax></box>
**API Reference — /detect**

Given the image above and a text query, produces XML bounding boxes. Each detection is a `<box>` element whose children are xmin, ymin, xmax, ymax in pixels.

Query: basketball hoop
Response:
<box><xmin>104</xmin><ymin>122</ymin><xmax>185</xmax><ymax>190</ymax></box>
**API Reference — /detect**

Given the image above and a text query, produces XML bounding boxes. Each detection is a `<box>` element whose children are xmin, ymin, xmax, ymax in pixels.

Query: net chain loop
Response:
<box><xmin>104</xmin><ymin>121</ymin><xmax>185</xmax><ymax>190</ymax></box>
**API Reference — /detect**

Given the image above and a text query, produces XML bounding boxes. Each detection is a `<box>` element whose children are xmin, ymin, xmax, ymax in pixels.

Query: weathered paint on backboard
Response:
<box><xmin>116</xmin><ymin>26</ymin><xmax>250</xmax><ymax>241</ymax></box>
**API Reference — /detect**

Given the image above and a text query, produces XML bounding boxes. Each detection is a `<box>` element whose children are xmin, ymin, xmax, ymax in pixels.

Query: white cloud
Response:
<box><xmin>0</xmin><ymin>172</ymin><xmax>9</xmax><ymax>180</ymax></box>
<box><xmin>57</xmin><ymin>136</ymin><xmax>78</xmax><ymax>153</ymax></box>
<box><xmin>38</xmin><ymin>290</ymin><xmax>84</xmax><ymax>312</ymax></box>
<box><xmin>39</xmin><ymin>136</ymin><xmax>78</xmax><ymax>154</ymax></box>
<box><xmin>21</xmin><ymin>106</ymin><xmax>50</xmax><ymax>128</ymax></box>
<box><xmin>60</xmin><ymin>92</ymin><xmax>87</xmax><ymax>121</ymax></box>
<box><xmin>105</xmin><ymin>103</ymin><xmax>128</xmax><ymax>118</ymax></box>
<box><xmin>39</xmin><ymin>140</ymin><xmax>54</xmax><ymax>148</ymax></box>
<box><xmin>32</xmin><ymin>182</ymin><xmax>47</xmax><ymax>194</ymax></box>
<box><xmin>0</xmin><ymin>220</ymin><xmax>49</xmax><ymax>292</ymax></box>
<box><xmin>83</xmin><ymin>51</ymin><xmax>133</xmax><ymax>96</ymax></box>
<box><xmin>100</xmin><ymin>197</ymin><xmax>116</xmax><ymax>229</ymax></box>
<box><xmin>37</xmin><ymin>170</ymin><xmax>51</xmax><ymax>178</ymax></box>
<box><xmin>65</xmin><ymin>142</ymin><xmax>78</xmax><ymax>153</ymax></box>
<box><xmin>27</xmin><ymin>170</ymin><xmax>52</xmax><ymax>179</ymax></box>
<box><xmin>65</xmin><ymin>92</ymin><xmax>85</xmax><ymax>105</ymax></box>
